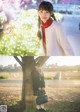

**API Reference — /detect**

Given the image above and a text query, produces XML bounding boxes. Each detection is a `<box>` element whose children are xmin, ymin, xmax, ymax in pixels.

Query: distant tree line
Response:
<box><xmin>0</xmin><ymin>64</ymin><xmax>22</xmax><ymax>72</ymax></box>
<box><xmin>43</xmin><ymin>64</ymin><xmax>80</xmax><ymax>72</ymax></box>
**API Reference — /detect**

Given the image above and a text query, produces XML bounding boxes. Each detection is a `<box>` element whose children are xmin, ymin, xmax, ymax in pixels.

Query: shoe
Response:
<box><xmin>38</xmin><ymin>108</ymin><xmax>46</xmax><ymax>111</ymax></box>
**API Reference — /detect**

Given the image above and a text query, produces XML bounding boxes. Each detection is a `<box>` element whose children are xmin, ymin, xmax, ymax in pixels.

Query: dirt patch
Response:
<box><xmin>0</xmin><ymin>85</ymin><xmax>80</xmax><ymax>112</ymax></box>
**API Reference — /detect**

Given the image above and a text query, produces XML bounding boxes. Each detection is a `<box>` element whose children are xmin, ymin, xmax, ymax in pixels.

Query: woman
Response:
<box><xmin>37</xmin><ymin>1</ymin><xmax>74</xmax><ymax>56</ymax></box>
<box><xmin>31</xmin><ymin>66</ymin><xmax>47</xmax><ymax>111</ymax></box>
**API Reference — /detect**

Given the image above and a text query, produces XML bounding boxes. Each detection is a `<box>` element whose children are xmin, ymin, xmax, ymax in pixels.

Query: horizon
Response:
<box><xmin>0</xmin><ymin>56</ymin><xmax>80</xmax><ymax>66</ymax></box>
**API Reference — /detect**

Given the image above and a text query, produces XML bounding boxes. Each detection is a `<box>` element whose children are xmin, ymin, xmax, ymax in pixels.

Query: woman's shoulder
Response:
<box><xmin>52</xmin><ymin>21</ymin><xmax>62</xmax><ymax>30</ymax></box>
<box><xmin>53</xmin><ymin>20</ymin><xmax>61</xmax><ymax>26</ymax></box>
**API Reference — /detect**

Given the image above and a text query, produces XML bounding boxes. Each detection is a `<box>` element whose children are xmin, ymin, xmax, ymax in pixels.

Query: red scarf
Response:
<box><xmin>41</xmin><ymin>18</ymin><xmax>53</xmax><ymax>44</ymax></box>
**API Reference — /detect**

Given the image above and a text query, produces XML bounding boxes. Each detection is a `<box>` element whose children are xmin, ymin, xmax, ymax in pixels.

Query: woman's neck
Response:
<box><xmin>41</xmin><ymin>18</ymin><xmax>53</xmax><ymax>28</ymax></box>
<box><xmin>42</xmin><ymin>18</ymin><xmax>51</xmax><ymax>23</ymax></box>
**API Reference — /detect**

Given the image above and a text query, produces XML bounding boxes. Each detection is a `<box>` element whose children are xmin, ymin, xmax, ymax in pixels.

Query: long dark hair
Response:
<box><xmin>37</xmin><ymin>1</ymin><xmax>56</xmax><ymax>40</ymax></box>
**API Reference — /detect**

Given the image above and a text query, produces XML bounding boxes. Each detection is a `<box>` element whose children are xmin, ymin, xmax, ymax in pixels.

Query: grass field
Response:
<box><xmin>0</xmin><ymin>84</ymin><xmax>80</xmax><ymax>112</ymax></box>
<box><xmin>0</xmin><ymin>72</ymin><xmax>80</xmax><ymax>112</ymax></box>
<box><xmin>0</xmin><ymin>72</ymin><xmax>22</xmax><ymax>80</ymax></box>
<box><xmin>0</xmin><ymin>71</ymin><xmax>80</xmax><ymax>80</ymax></box>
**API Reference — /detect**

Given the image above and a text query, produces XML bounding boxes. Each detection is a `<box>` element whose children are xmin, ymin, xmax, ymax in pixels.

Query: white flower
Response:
<box><xmin>0</xmin><ymin>11</ymin><xmax>7</xmax><ymax>23</ymax></box>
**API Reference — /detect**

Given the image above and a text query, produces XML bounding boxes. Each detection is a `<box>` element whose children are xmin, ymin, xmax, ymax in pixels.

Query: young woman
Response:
<box><xmin>31</xmin><ymin>66</ymin><xmax>47</xmax><ymax>111</ymax></box>
<box><xmin>37</xmin><ymin>1</ymin><xmax>74</xmax><ymax>56</ymax></box>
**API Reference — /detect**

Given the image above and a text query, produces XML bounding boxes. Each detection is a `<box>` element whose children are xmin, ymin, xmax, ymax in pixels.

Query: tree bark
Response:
<box><xmin>35</xmin><ymin>56</ymin><xmax>49</xmax><ymax>67</ymax></box>
<box><xmin>14</xmin><ymin>56</ymin><xmax>49</xmax><ymax>110</ymax></box>
<box><xmin>21</xmin><ymin>56</ymin><xmax>36</xmax><ymax>109</ymax></box>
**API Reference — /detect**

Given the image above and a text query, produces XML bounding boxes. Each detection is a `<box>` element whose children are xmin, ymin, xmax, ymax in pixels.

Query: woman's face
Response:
<box><xmin>38</xmin><ymin>10</ymin><xmax>51</xmax><ymax>23</ymax></box>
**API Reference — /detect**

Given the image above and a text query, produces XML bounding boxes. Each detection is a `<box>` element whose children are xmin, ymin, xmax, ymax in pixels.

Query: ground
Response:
<box><xmin>0</xmin><ymin>84</ymin><xmax>80</xmax><ymax>112</ymax></box>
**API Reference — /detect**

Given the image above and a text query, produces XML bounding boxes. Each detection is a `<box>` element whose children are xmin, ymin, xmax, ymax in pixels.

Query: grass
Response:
<box><xmin>9</xmin><ymin>100</ymin><xmax>19</xmax><ymax>106</ymax></box>
<box><xmin>8</xmin><ymin>101</ymin><xmax>80</xmax><ymax>112</ymax></box>
<box><xmin>0</xmin><ymin>75</ymin><xmax>8</xmax><ymax>79</ymax></box>
<box><xmin>0</xmin><ymin>77</ymin><xmax>80</xmax><ymax>112</ymax></box>
<box><xmin>0</xmin><ymin>72</ymin><xmax>22</xmax><ymax>80</ymax></box>
<box><xmin>23</xmin><ymin>109</ymin><xmax>37</xmax><ymax>112</ymax></box>
<box><xmin>7</xmin><ymin>101</ymin><xmax>24</xmax><ymax>112</ymax></box>
<box><xmin>2</xmin><ymin>94</ymin><xmax>79</xmax><ymax>112</ymax></box>
<box><xmin>45</xmin><ymin>76</ymin><xmax>53</xmax><ymax>80</ymax></box>
<box><xmin>50</xmin><ymin>102</ymin><xmax>79</xmax><ymax>112</ymax></box>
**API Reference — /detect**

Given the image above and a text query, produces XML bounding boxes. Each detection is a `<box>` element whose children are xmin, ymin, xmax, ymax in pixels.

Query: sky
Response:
<box><xmin>46</xmin><ymin>56</ymin><xmax>80</xmax><ymax>66</ymax></box>
<box><xmin>0</xmin><ymin>56</ymin><xmax>19</xmax><ymax>66</ymax></box>
<box><xmin>0</xmin><ymin>56</ymin><xmax>80</xmax><ymax>66</ymax></box>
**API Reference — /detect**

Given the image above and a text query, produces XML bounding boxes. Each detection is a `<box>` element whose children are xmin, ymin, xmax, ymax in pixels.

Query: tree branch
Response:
<box><xmin>35</xmin><ymin>56</ymin><xmax>49</xmax><ymax>67</ymax></box>
<box><xmin>14</xmin><ymin>56</ymin><xmax>23</xmax><ymax>66</ymax></box>
<box><xmin>35</xmin><ymin>56</ymin><xmax>41</xmax><ymax>64</ymax></box>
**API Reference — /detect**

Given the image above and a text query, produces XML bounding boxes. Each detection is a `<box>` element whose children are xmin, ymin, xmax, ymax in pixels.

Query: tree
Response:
<box><xmin>0</xmin><ymin>7</ymin><xmax>63</xmax><ymax>55</ymax></box>
<box><xmin>14</xmin><ymin>56</ymin><xmax>49</xmax><ymax>111</ymax></box>
<box><xmin>0</xmin><ymin>9</ymin><xmax>40</xmax><ymax>55</ymax></box>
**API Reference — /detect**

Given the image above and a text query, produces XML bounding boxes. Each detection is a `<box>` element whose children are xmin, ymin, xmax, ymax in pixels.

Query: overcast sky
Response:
<box><xmin>46</xmin><ymin>56</ymin><xmax>80</xmax><ymax>66</ymax></box>
<box><xmin>0</xmin><ymin>56</ymin><xmax>19</xmax><ymax>66</ymax></box>
<box><xmin>0</xmin><ymin>56</ymin><xmax>80</xmax><ymax>66</ymax></box>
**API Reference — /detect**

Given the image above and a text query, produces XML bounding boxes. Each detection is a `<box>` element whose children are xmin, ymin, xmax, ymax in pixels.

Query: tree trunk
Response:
<box><xmin>21</xmin><ymin>56</ymin><xmax>36</xmax><ymax>110</ymax></box>
<box><xmin>14</xmin><ymin>56</ymin><xmax>49</xmax><ymax>111</ymax></box>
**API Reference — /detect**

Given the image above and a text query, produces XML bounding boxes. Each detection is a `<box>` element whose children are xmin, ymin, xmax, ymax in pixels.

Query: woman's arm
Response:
<box><xmin>55</xmin><ymin>23</ymin><xmax>74</xmax><ymax>56</ymax></box>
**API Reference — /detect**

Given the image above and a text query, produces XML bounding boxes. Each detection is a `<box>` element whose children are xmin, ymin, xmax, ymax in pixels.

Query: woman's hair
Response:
<box><xmin>37</xmin><ymin>1</ymin><xmax>56</xmax><ymax>39</ymax></box>
<box><xmin>38</xmin><ymin>1</ymin><xmax>53</xmax><ymax>13</ymax></box>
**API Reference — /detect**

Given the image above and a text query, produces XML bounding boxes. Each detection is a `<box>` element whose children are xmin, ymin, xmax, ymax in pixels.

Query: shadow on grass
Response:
<box><xmin>7</xmin><ymin>94</ymin><xmax>80</xmax><ymax>112</ymax></box>
<box><xmin>45</xmin><ymin>94</ymin><xmax>80</xmax><ymax>112</ymax></box>
<box><xmin>7</xmin><ymin>101</ymin><xmax>24</xmax><ymax>112</ymax></box>
<box><xmin>0</xmin><ymin>88</ymin><xmax>80</xmax><ymax>112</ymax></box>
